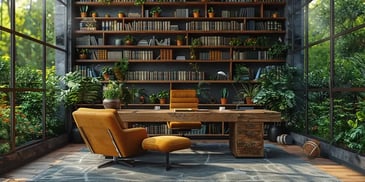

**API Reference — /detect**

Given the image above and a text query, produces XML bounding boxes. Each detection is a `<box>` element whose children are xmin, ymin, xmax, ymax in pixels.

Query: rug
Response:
<box><xmin>31</xmin><ymin>143</ymin><xmax>340</xmax><ymax>182</ymax></box>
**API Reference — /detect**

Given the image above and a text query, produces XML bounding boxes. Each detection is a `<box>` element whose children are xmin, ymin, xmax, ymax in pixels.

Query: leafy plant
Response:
<box><xmin>268</xmin><ymin>41</ymin><xmax>290</xmax><ymax>59</ymax></box>
<box><xmin>221</xmin><ymin>88</ymin><xmax>229</xmax><ymax>98</ymax></box>
<box><xmin>234</xmin><ymin>64</ymin><xmax>250</xmax><ymax>81</ymax></box>
<box><xmin>59</xmin><ymin>71</ymin><xmax>101</xmax><ymax>107</ymax></box>
<box><xmin>150</xmin><ymin>6</ymin><xmax>162</xmax><ymax>15</ymax></box>
<box><xmin>134</xmin><ymin>0</ymin><xmax>146</xmax><ymax>6</ymax></box>
<box><xmin>229</xmin><ymin>38</ymin><xmax>242</xmax><ymax>47</ymax></box>
<box><xmin>149</xmin><ymin>93</ymin><xmax>159</xmax><ymax>104</ymax></box>
<box><xmin>157</xmin><ymin>90</ymin><xmax>169</xmax><ymax>99</ymax></box>
<box><xmin>80</xmin><ymin>6</ymin><xmax>88</xmax><ymax>13</ymax></box>
<box><xmin>253</xmin><ymin>65</ymin><xmax>297</xmax><ymax>122</ymax></box>
<box><xmin>113</xmin><ymin>58</ymin><xmax>129</xmax><ymax>80</ymax></box>
<box><xmin>77</xmin><ymin>48</ymin><xmax>88</xmax><ymax>55</ymax></box>
<box><xmin>208</xmin><ymin>7</ymin><xmax>214</xmax><ymax>13</ymax></box>
<box><xmin>238</xmin><ymin>83</ymin><xmax>260</xmax><ymax>98</ymax></box>
<box><xmin>103</xmin><ymin>81</ymin><xmax>121</xmax><ymax>99</ymax></box>
<box><xmin>191</xmin><ymin>38</ymin><xmax>202</xmax><ymax>47</ymax></box>
<box><xmin>333</xmin><ymin>103</ymin><xmax>365</xmax><ymax>154</ymax></box>
<box><xmin>193</xmin><ymin>9</ymin><xmax>200</xmax><ymax>13</ymax></box>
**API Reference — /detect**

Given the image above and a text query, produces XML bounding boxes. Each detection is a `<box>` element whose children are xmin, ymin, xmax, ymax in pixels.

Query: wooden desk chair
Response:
<box><xmin>167</xmin><ymin>90</ymin><xmax>202</xmax><ymax>135</ymax></box>
<box><xmin>72</xmin><ymin>108</ymin><xmax>148</xmax><ymax>168</ymax></box>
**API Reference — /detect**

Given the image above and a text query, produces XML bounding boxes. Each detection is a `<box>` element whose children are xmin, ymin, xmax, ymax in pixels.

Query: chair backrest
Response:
<box><xmin>168</xmin><ymin>90</ymin><xmax>201</xmax><ymax>130</ymax></box>
<box><xmin>169</xmin><ymin>90</ymin><xmax>199</xmax><ymax>109</ymax></box>
<box><xmin>72</xmin><ymin>108</ymin><xmax>145</xmax><ymax>157</ymax></box>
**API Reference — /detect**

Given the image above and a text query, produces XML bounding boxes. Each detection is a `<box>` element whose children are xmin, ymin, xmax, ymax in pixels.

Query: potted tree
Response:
<box><xmin>113</xmin><ymin>58</ymin><xmax>129</xmax><ymax>81</ymax></box>
<box><xmin>149</xmin><ymin>93</ymin><xmax>159</xmax><ymax>104</ymax></box>
<box><xmin>103</xmin><ymin>81</ymin><xmax>121</xmax><ymax>109</ymax></box>
<box><xmin>208</xmin><ymin>7</ymin><xmax>214</xmax><ymax>18</ymax></box>
<box><xmin>150</xmin><ymin>6</ymin><xmax>162</xmax><ymax>17</ymax></box>
<box><xmin>157</xmin><ymin>90</ymin><xmax>169</xmax><ymax>104</ymax></box>
<box><xmin>220</xmin><ymin>87</ymin><xmax>229</xmax><ymax>104</ymax></box>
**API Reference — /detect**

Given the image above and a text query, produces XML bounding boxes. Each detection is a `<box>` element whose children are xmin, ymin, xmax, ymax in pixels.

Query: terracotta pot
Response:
<box><xmin>208</xmin><ymin>12</ymin><xmax>214</xmax><ymax>18</ymax></box>
<box><xmin>91</xmin><ymin>13</ymin><xmax>97</xmax><ymax>18</ymax></box>
<box><xmin>153</xmin><ymin>13</ymin><xmax>160</xmax><ymax>17</ymax></box>
<box><xmin>118</xmin><ymin>13</ymin><xmax>125</xmax><ymax>18</ymax></box>
<box><xmin>103</xmin><ymin>73</ymin><xmax>110</xmax><ymax>81</ymax></box>
<box><xmin>245</xmin><ymin>97</ymin><xmax>253</xmax><ymax>104</ymax></box>
<box><xmin>193</xmin><ymin>12</ymin><xmax>199</xmax><ymax>18</ymax></box>
<box><xmin>159</xmin><ymin>98</ymin><xmax>166</xmax><ymax>104</ymax></box>
<box><xmin>177</xmin><ymin>40</ymin><xmax>183</xmax><ymax>46</ymax></box>
<box><xmin>80</xmin><ymin>12</ymin><xmax>87</xmax><ymax>18</ymax></box>
<box><xmin>79</xmin><ymin>53</ymin><xmax>87</xmax><ymax>59</ymax></box>
<box><xmin>220</xmin><ymin>98</ymin><xmax>227</xmax><ymax>105</ymax></box>
<box><xmin>124</xmin><ymin>40</ymin><xmax>133</xmax><ymax>45</ymax></box>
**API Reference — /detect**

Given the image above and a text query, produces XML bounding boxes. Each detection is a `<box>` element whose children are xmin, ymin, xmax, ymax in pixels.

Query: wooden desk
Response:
<box><xmin>118</xmin><ymin>109</ymin><xmax>281</xmax><ymax>157</ymax></box>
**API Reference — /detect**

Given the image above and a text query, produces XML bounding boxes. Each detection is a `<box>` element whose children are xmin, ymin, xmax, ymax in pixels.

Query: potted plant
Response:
<box><xmin>193</xmin><ymin>9</ymin><xmax>200</xmax><ymax>18</ymax></box>
<box><xmin>268</xmin><ymin>41</ymin><xmax>289</xmax><ymax>60</ymax></box>
<box><xmin>190</xmin><ymin>38</ymin><xmax>202</xmax><ymax>60</ymax></box>
<box><xmin>220</xmin><ymin>87</ymin><xmax>229</xmax><ymax>104</ymax></box>
<box><xmin>124</xmin><ymin>35</ymin><xmax>134</xmax><ymax>45</ymax></box>
<box><xmin>77</xmin><ymin>48</ymin><xmax>88</xmax><ymax>59</ymax></box>
<box><xmin>118</xmin><ymin>11</ymin><xmax>125</xmax><ymax>18</ymax></box>
<box><xmin>113</xmin><ymin>58</ymin><xmax>129</xmax><ymax>81</ymax></box>
<box><xmin>80</xmin><ymin>6</ymin><xmax>88</xmax><ymax>17</ymax></box>
<box><xmin>229</xmin><ymin>38</ymin><xmax>242</xmax><ymax>47</ymax></box>
<box><xmin>149</xmin><ymin>93</ymin><xmax>159</xmax><ymax>104</ymax></box>
<box><xmin>234</xmin><ymin>64</ymin><xmax>250</xmax><ymax>81</ymax></box>
<box><xmin>157</xmin><ymin>90</ymin><xmax>169</xmax><ymax>104</ymax></box>
<box><xmin>238</xmin><ymin>83</ymin><xmax>260</xmax><ymax>104</ymax></box>
<box><xmin>150</xmin><ymin>6</ymin><xmax>162</xmax><ymax>17</ymax></box>
<box><xmin>102</xmin><ymin>81</ymin><xmax>121</xmax><ymax>109</ymax></box>
<box><xmin>208</xmin><ymin>7</ymin><xmax>214</xmax><ymax>18</ymax></box>
<box><xmin>102</xmin><ymin>67</ymin><xmax>113</xmax><ymax>81</ymax></box>
<box><xmin>176</xmin><ymin>35</ymin><xmax>185</xmax><ymax>46</ymax></box>
<box><xmin>91</xmin><ymin>11</ymin><xmax>97</xmax><ymax>18</ymax></box>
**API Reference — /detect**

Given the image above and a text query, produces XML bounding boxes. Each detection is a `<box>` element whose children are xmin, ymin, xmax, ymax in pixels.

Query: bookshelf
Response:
<box><xmin>73</xmin><ymin>0</ymin><xmax>286</xmax><ymax>137</ymax></box>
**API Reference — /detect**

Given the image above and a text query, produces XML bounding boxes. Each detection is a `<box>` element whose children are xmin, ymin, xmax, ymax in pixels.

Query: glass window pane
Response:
<box><xmin>0</xmin><ymin>31</ymin><xmax>10</xmax><ymax>88</ymax></box>
<box><xmin>0</xmin><ymin>1</ymin><xmax>11</xmax><ymax>28</ymax></box>
<box><xmin>308</xmin><ymin>0</ymin><xmax>330</xmax><ymax>43</ymax></box>
<box><xmin>15</xmin><ymin>91</ymin><xmax>43</xmax><ymax>147</ymax></box>
<box><xmin>48</xmin><ymin>0</ymin><xmax>67</xmax><ymax>48</ymax></box>
<box><xmin>334</xmin><ymin>0</ymin><xmax>365</xmax><ymax>34</ymax></box>
<box><xmin>45</xmin><ymin>47</ymin><xmax>64</xmax><ymax>137</ymax></box>
<box><xmin>15</xmin><ymin>0</ymin><xmax>43</xmax><ymax>40</ymax></box>
<box><xmin>334</xmin><ymin>32</ymin><xmax>365</xmax><ymax>88</ymax></box>
<box><xmin>307</xmin><ymin>91</ymin><xmax>331</xmax><ymax>140</ymax></box>
<box><xmin>15</xmin><ymin>36</ymin><xmax>43</xmax><ymax>89</ymax></box>
<box><xmin>308</xmin><ymin>41</ymin><xmax>330</xmax><ymax>88</ymax></box>
<box><xmin>0</xmin><ymin>92</ymin><xmax>11</xmax><ymax>155</ymax></box>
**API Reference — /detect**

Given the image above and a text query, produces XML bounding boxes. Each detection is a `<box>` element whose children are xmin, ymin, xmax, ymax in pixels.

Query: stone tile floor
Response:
<box><xmin>1</xmin><ymin>140</ymin><xmax>365</xmax><ymax>182</ymax></box>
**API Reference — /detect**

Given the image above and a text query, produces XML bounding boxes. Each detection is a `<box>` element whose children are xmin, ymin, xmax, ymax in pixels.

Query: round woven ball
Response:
<box><xmin>303</xmin><ymin>140</ymin><xmax>320</xmax><ymax>158</ymax></box>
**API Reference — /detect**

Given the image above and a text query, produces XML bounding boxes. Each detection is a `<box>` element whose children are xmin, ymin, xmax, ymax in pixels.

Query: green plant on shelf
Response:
<box><xmin>221</xmin><ymin>88</ymin><xmax>229</xmax><ymax>99</ymax></box>
<box><xmin>103</xmin><ymin>81</ymin><xmax>121</xmax><ymax>100</ymax></box>
<box><xmin>208</xmin><ymin>7</ymin><xmax>214</xmax><ymax>13</ymax></box>
<box><xmin>80</xmin><ymin>5</ymin><xmax>88</xmax><ymax>13</ymax></box>
<box><xmin>150</xmin><ymin>6</ymin><xmax>162</xmax><ymax>16</ymax></box>
<box><xmin>134</xmin><ymin>0</ymin><xmax>146</xmax><ymax>6</ymax></box>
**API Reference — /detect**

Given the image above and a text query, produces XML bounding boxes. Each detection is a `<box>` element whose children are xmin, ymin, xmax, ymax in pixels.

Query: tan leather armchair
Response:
<box><xmin>72</xmin><ymin>108</ymin><xmax>147</xmax><ymax>168</ymax></box>
<box><xmin>167</xmin><ymin>90</ymin><xmax>202</xmax><ymax>133</ymax></box>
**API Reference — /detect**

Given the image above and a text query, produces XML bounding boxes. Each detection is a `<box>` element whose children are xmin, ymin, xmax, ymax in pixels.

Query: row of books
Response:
<box><xmin>74</xmin><ymin>65</ymin><xmax>99</xmax><ymax>78</ymax></box>
<box><xmin>199</xmin><ymin>36</ymin><xmax>231</xmax><ymax>46</ymax></box>
<box><xmin>246</xmin><ymin>20</ymin><xmax>283</xmax><ymax>31</ymax></box>
<box><xmin>101</xmin><ymin>20</ymin><xmax>172</xmax><ymax>31</ymax></box>
<box><xmin>198</xmin><ymin>50</ymin><xmax>230</xmax><ymax>60</ymax></box>
<box><xmin>126</xmin><ymin>71</ymin><xmax>205</xmax><ymax>81</ymax></box>
<box><xmin>187</xmin><ymin>21</ymin><xmax>244</xmax><ymax>31</ymax></box>
<box><xmin>232</xmin><ymin>50</ymin><xmax>268</xmax><ymax>60</ymax></box>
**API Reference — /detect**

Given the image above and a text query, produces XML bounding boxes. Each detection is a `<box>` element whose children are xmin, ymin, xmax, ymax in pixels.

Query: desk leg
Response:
<box><xmin>229</xmin><ymin>122</ymin><xmax>264</xmax><ymax>157</ymax></box>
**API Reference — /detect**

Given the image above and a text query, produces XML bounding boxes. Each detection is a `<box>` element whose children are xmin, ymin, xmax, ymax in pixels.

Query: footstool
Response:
<box><xmin>142</xmin><ymin>135</ymin><xmax>191</xmax><ymax>170</ymax></box>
